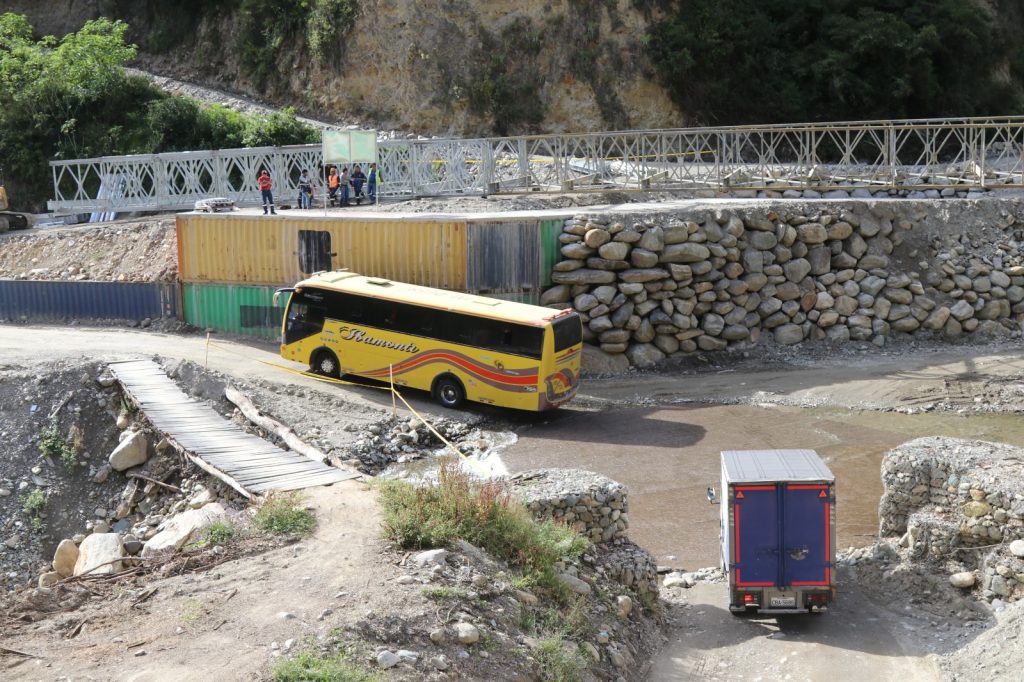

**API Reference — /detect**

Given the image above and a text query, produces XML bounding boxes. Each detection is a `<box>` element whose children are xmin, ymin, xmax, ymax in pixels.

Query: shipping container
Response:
<box><xmin>538</xmin><ymin>219</ymin><xmax>565</xmax><ymax>288</ymax></box>
<box><xmin>176</xmin><ymin>213</ymin><xmax>468</xmax><ymax>289</ymax></box>
<box><xmin>716</xmin><ymin>449</ymin><xmax>836</xmax><ymax>614</ymax></box>
<box><xmin>466</xmin><ymin>221</ymin><xmax>540</xmax><ymax>293</ymax></box>
<box><xmin>0</xmin><ymin>280</ymin><xmax>177</xmax><ymax>322</ymax></box>
<box><xmin>181</xmin><ymin>282</ymin><xmax>287</xmax><ymax>340</ymax></box>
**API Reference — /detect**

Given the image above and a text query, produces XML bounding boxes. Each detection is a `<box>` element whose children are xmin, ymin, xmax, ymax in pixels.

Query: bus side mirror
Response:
<box><xmin>707</xmin><ymin>486</ymin><xmax>718</xmax><ymax>505</ymax></box>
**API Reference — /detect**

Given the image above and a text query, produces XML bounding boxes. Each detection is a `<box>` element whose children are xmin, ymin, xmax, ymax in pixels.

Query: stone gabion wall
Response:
<box><xmin>540</xmin><ymin>201</ymin><xmax>1024</xmax><ymax>368</ymax></box>
<box><xmin>879</xmin><ymin>437</ymin><xmax>1024</xmax><ymax>602</ymax></box>
<box><xmin>509</xmin><ymin>469</ymin><xmax>629</xmax><ymax>544</ymax></box>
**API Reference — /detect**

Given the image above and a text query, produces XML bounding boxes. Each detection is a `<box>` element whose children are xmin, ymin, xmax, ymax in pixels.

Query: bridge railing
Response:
<box><xmin>49</xmin><ymin>117</ymin><xmax>1024</xmax><ymax>212</ymax></box>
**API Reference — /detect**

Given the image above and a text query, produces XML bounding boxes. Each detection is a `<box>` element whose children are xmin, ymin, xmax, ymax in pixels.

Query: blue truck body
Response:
<box><xmin>719</xmin><ymin>449</ymin><xmax>836</xmax><ymax>614</ymax></box>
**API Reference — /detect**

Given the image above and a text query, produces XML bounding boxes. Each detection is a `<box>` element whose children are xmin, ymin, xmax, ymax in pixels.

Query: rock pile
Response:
<box><xmin>509</xmin><ymin>469</ymin><xmax>629</xmax><ymax>544</ymax></box>
<box><xmin>344</xmin><ymin>416</ymin><xmax>478</xmax><ymax>473</ymax></box>
<box><xmin>541</xmin><ymin>201</ymin><xmax>1024</xmax><ymax>368</ymax></box>
<box><xmin>879</xmin><ymin>437</ymin><xmax>1024</xmax><ymax>603</ymax></box>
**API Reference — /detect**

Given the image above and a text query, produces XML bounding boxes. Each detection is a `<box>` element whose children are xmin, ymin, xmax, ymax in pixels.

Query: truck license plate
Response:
<box><xmin>770</xmin><ymin>597</ymin><xmax>796</xmax><ymax>607</ymax></box>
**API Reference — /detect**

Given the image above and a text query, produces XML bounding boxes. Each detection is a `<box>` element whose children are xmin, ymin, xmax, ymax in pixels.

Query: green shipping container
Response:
<box><xmin>539</xmin><ymin>219</ymin><xmax>564</xmax><ymax>287</ymax></box>
<box><xmin>181</xmin><ymin>283</ymin><xmax>287</xmax><ymax>340</ymax></box>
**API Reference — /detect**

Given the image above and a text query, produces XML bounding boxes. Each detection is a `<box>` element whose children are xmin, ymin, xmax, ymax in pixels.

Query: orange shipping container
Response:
<box><xmin>176</xmin><ymin>213</ymin><xmax>467</xmax><ymax>289</ymax></box>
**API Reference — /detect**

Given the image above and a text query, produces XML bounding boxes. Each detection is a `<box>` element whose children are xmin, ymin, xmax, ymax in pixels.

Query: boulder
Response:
<box><xmin>540</xmin><ymin>285</ymin><xmax>572</xmax><ymax>305</ymax></box>
<box><xmin>584</xmin><ymin>228</ymin><xmax>611</xmax><ymax>248</ymax></box>
<box><xmin>638</xmin><ymin>226</ymin><xmax>664</xmax><ymax>251</ymax></box>
<box><xmin>558</xmin><ymin>572</ymin><xmax>593</xmax><ymax>595</ymax></box>
<box><xmin>806</xmin><ymin>246</ymin><xmax>831</xmax><ymax>275</ymax></box>
<box><xmin>747</xmin><ymin>231</ymin><xmax>777</xmax><ymax>250</ymax></box>
<box><xmin>561</xmin><ymin>242</ymin><xmax>595</xmax><ymax>259</ymax></box>
<box><xmin>660</xmin><ymin>243</ymin><xmax>710</xmax><ymax>264</ymax></box>
<box><xmin>625</xmin><ymin>343</ymin><xmax>665</xmax><ymax>369</ymax></box>
<box><xmin>552</xmin><ymin>270</ymin><xmax>617</xmax><ymax>285</ymax></box>
<box><xmin>949</xmin><ymin>300</ymin><xmax>975</xmax><ymax>321</ymax></box>
<box><xmin>598</xmin><ymin>242</ymin><xmax>629</xmax><ymax>261</ymax></box>
<box><xmin>52</xmin><ymin>538</ymin><xmax>80</xmax><ymax>577</ymax></box>
<box><xmin>629</xmin><ymin>248</ymin><xmax>659</xmax><ymax>268</ymax></box>
<box><xmin>783</xmin><ymin>258</ymin><xmax>812</xmax><ymax>283</ymax></box>
<box><xmin>108</xmin><ymin>431</ymin><xmax>148</xmax><ymax>472</ymax></box>
<box><xmin>455</xmin><ymin>622</ymin><xmax>480</xmax><ymax>645</ymax></box>
<box><xmin>922</xmin><ymin>307</ymin><xmax>951</xmax><ymax>330</ymax></box>
<box><xmin>774</xmin><ymin>324</ymin><xmax>805</xmax><ymax>345</ymax></box>
<box><xmin>141</xmin><ymin>503</ymin><xmax>227</xmax><ymax>558</ymax></box>
<box><xmin>796</xmin><ymin>223</ymin><xmax>827</xmax><ymax>244</ymax></box>
<box><xmin>620</xmin><ymin>268</ymin><xmax>669</xmax><ymax>283</ymax></box>
<box><xmin>73</xmin><ymin>533</ymin><xmax>124</xmax><ymax>576</ymax></box>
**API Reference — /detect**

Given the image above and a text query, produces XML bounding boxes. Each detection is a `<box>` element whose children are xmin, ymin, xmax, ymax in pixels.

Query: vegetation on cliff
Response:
<box><xmin>0</xmin><ymin>13</ymin><xmax>317</xmax><ymax>209</ymax></box>
<box><xmin>649</xmin><ymin>0</ymin><xmax>1024</xmax><ymax>125</ymax></box>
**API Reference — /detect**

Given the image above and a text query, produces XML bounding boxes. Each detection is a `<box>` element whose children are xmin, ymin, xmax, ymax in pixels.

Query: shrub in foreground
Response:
<box><xmin>254</xmin><ymin>493</ymin><xmax>316</xmax><ymax>536</ymax></box>
<box><xmin>379</xmin><ymin>459</ymin><xmax>589</xmax><ymax>593</ymax></box>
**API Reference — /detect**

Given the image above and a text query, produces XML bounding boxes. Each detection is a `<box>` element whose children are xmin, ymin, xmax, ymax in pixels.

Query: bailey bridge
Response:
<box><xmin>48</xmin><ymin>116</ymin><xmax>1024</xmax><ymax>214</ymax></box>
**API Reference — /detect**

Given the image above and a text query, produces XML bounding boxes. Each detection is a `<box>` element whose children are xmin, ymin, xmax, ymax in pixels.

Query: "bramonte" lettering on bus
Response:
<box><xmin>337</xmin><ymin>326</ymin><xmax>420</xmax><ymax>354</ymax></box>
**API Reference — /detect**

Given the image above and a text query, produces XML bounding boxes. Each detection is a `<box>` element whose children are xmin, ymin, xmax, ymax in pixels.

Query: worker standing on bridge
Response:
<box><xmin>327</xmin><ymin>166</ymin><xmax>341</xmax><ymax>206</ymax></box>
<box><xmin>297</xmin><ymin>169</ymin><xmax>314</xmax><ymax>209</ymax></box>
<box><xmin>350</xmin><ymin>165</ymin><xmax>367</xmax><ymax>205</ymax></box>
<box><xmin>258</xmin><ymin>170</ymin><xmax>276</xmax><ymax>215</ymax></box>
<box><xmin>368</xmin><ymin>162</ymin><xmax>380</xmax><ymax>203</ymax></box>
<box><xmin>340</xmin><ymin>166</ymin><xmax>351</xmax><ymax>207</ymax></box>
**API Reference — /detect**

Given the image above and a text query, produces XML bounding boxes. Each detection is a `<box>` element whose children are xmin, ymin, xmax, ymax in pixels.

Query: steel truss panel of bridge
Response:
<box><xmin>49</xmin><ymin>116</ymin><xmax>1024</xmax><ymax>213</ymax></box>
<box><xmin>109</xmin><ymin>359</ymin><xmax>357</xmax><ymax>497</ymax></box>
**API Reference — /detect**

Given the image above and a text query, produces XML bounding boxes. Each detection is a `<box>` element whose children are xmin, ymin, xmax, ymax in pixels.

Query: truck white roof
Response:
<box><xmin>721</xmin><ymin>449</ymin><xmax>834</xmax><ymax>484</ymax></box>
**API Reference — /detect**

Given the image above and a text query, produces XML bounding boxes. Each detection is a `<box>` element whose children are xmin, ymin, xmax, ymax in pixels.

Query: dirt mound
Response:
<box><xmin>0</xmin><ymin>219</ymin><xmax>177</xmax><ymax>282</ymax></box>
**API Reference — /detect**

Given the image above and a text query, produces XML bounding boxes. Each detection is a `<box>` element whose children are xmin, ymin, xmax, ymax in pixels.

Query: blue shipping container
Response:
<box><xmin>0</xmin><ymin>280</ymin><xmax>178</xmax><ymax>322</ymax></box>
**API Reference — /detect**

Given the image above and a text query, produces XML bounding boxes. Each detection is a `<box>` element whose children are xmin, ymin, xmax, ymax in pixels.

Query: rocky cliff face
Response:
<box><xmin>7</xmin><ymin>0</ymin><xmax>682</xmax><ymax>137</ymax></box>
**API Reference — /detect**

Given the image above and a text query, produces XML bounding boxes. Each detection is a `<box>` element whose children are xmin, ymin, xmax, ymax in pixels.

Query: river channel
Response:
<box><xmin>501</xmin><ymin>403</ymin><xmax>1024</xmax><ymax>568</ymax></box>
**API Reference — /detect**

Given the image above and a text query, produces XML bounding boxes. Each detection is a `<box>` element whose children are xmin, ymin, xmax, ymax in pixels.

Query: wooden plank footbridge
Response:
<box><xmin>109</xmin><ymin>359</ymin><xmax>357</xmax><ymax>497</ymax></box>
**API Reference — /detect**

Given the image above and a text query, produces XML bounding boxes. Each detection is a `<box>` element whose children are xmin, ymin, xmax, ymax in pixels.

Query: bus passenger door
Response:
<box><xmin>297</xmin><ymin>230</ymin><xmax>334</xmax><ymax>274</ymax></box>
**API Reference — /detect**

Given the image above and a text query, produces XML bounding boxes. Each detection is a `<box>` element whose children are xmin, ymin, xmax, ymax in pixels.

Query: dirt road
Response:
<box><xmin>648</xmin><ymin>581</ymin><xmax>944</xmax><ymax>682</ymax></box>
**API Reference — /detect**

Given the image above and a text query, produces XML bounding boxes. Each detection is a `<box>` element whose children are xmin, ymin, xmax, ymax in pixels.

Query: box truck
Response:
<box><xmin>714</xmin><ymin>449</ymin><xmax>836</xmax><ymax>614</ymax></box>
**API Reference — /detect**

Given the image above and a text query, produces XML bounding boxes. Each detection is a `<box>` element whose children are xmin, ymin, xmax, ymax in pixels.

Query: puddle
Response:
<box><xmin>500</xmin><ymin>404</ymin><xmax>1024</xmax><ymax>568</ymax></box>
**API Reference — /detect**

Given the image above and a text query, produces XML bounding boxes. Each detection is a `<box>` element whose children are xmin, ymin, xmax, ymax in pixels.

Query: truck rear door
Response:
<box><xmin>733</xmin><ymin>485</ymin><xmax>779</xmax><ymax>588</ymax></box>
<box><xmin>782</xmin><ymin>484</ymin><xmax>831</xmax><ymax>587</ymax></box>
<box><xmin>733</xmin><ymin>483</ymin><xmax>831</xmax><ymax>588</ymax></box>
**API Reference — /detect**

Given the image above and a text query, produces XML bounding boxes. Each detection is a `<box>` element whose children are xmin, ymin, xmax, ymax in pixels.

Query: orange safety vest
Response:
<box><xmin>328</xmin><ymin>173</ymin><xmax>340</xmax><ymax>189</ymax></box>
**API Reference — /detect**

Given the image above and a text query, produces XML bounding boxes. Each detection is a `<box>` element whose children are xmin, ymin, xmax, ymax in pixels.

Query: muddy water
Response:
<box><xmin>501</xmin><ymin>405</ymin><xmax>1024</xmax><ymax>568</ymax></box>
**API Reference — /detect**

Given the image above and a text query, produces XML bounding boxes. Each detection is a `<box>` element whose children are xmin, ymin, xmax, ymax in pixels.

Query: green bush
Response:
<box><xmin>649</xmin><ymin>0</ymin><xmax>1023</xmax><ymax>125</ymax></box>
<box><xmin>254</xmin><ymin>493</ymin><xmax>316</xmax><ymax>536</ymax></box>
<box><xmin>379</xmin><ymin>459</ymin><xmax>589</xmax><ymax>597</ymax></box>
<box><xmin>0</xmin><ymin>13</ymin><xmax>319</xmax><ymax>210</ymax></box>
<box><xmin>20</xmin><ymin>488</ymin><xmax>47</xmax><ymax>532</ymax></box>
<box><xmin>534</xmin><ymin>637</ymin><xmax>586</xmax><ymax>682</ymax></box>
<box><xmin>204</xmin><ymin>521</ymin><xmax>237</xmax><ymax>546</ymax></box>
<box><xmin>39</xmin><ymin>418</ymin><xmax>76</xmax><ymax>470</ymax></box>
<box><xmin>273</xmin><ymin>650</ymin><xmax>379</xmax><ymax>682</ymax></box>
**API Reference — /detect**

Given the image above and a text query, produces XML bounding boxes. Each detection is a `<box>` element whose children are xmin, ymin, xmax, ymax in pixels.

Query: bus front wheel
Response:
<box><xmin>312</xmin><ymin>350</ymin><xmax>340</xmax><ymax>378</ymax></box>
<box><xmin>433</xmin><ymin>375</ymin><xmax>465</xmax><ymax>409</ymax></box>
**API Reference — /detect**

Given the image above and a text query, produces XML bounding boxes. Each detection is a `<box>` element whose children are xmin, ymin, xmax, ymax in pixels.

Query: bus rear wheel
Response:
<box><xmin>311</xmin><ymin>350</ymin><xmax>340</xmax><ymax>378</ymax></box>
<box><xmin>433</xmin><ymin>375</ymin><xmax>465</xmax><ymax>409</ymax></box>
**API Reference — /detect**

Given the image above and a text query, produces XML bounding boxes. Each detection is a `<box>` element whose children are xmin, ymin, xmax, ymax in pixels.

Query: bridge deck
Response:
<box><xmin>109</xmin><ymin>359</ymin><xmax>357</xmax><ymax>496</ymax></box>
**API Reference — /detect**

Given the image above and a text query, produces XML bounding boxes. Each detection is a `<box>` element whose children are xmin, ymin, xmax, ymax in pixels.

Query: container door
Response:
<box><xmin>732</xmin><ymin>485</ymin><xmax>779</xmax><ymax>587</ymax></box>
<box><xmin>297</xmin><ymin>230</ymin><xmax>333</xmax><ymax>274</ymax></box>
<box><xmin>782</xmin><ymin>484</ymin><xmax>831</xmax><ymax>587</ymax></box>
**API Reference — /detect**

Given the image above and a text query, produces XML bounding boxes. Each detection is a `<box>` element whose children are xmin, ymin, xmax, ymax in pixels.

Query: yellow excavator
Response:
<box><xmin>0</xmin><ymin>169</ymin><xmax>33</xmax><ymax>233</ymax></box>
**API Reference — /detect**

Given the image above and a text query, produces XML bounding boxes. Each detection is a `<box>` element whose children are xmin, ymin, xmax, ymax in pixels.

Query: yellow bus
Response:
<box><xmin>275</xmin><ymin>271</ymin><xmax>582</xmax><ymax>411</ymax></box>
